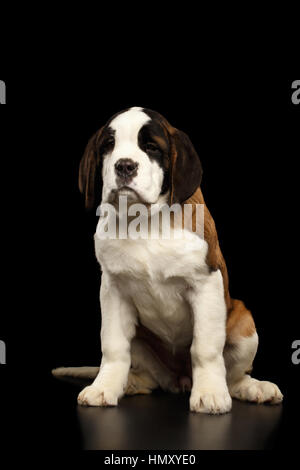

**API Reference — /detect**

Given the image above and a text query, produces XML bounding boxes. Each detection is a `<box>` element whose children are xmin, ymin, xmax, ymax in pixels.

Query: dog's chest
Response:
<box><xmin>95</xmin><ymin>231</ymin><xmax>209</xmax><ymax>348</ymax></box>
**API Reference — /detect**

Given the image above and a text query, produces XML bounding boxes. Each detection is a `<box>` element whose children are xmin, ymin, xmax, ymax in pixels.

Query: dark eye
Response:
<box><xmin>145</xmin><ymin>142</ymin><xmax>160</xmax><ymax>152</ymax></box>
<box><xmin>101</xmin><ymin>137</ymin><xmax>115</xmax><ymax>154</ymax></box>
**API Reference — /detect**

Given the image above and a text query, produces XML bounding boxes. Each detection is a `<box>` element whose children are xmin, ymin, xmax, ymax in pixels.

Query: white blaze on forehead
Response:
<box><xmin>109</xmin><ymin>107</ymin><xmax>151</xmax><ymax>144</ymax></box>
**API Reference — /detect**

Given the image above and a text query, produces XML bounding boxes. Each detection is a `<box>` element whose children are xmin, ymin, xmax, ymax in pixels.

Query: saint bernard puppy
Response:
<box><xmin>53</xmin><ymin>107</ymin><xmax>283</xmax><ymax>414</ymax></box>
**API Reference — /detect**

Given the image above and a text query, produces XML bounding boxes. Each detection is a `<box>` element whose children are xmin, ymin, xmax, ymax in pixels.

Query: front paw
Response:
<box><xmin>190</xmin><ymin>387</ymin><xmax>232</xmax><ymax>414</ymax></box>
<box><xmin>77</xmin><ymin>385</ymin><xmax>118</xmax><ymax>407</ymax></box>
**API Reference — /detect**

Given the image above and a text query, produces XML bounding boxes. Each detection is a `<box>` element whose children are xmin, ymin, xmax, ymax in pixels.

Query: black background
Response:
<box><xmin>0</xmin><ymin>75</ymin><xmax>299</xmax><ymax>452</ymax></box>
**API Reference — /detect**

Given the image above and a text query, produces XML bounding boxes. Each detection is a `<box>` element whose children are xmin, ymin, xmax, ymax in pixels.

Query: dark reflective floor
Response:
<box><xmin>52</xmin><ymin>377</ymin><xmax>283</xmax><ymax>450</ymax></box>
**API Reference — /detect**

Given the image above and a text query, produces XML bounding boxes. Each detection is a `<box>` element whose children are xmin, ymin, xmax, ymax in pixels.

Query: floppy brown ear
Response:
<box><xmin>79</xmin><ymin>128</ymin><xmax>103</xmax><ymax>210</ymax></box>
<box><xmin>170</xmin><ymin>129</ymin><xmax>203</xmax><ymax>204</ymax></box>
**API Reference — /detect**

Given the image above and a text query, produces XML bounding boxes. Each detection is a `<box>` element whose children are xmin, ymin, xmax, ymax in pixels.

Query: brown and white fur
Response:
<box><xmin>53</xmin><ymin>107</ymin><xmax>283</xmax><ymax>414</ymax></box>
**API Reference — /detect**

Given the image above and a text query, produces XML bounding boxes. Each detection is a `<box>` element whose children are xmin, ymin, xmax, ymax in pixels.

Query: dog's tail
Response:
<box><xmin>52</xmin><ymin>366</ymin><xmax>99</xmax><ymax>379</ymax></box>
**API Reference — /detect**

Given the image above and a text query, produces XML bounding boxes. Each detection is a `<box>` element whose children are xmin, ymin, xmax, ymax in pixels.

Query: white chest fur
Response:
<box><xmin>94</xmin><ymin>228</ymin><xmax>211</xmax><ymax>350</ymax></box>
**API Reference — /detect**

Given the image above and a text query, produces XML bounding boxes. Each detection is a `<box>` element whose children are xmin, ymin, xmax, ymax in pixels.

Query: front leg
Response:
<box><xmin>78</xmin><ymin>272</ymin><xmax>136</xmax><ymax>407</ymax></box>
<box><xmin>188</xmin><ymin>270</ymin><xmax>232</xmax><ymax>414</ymax></box>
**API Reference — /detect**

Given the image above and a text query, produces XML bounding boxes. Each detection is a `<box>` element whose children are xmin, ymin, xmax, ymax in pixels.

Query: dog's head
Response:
<box><xmin>79</xmin><ymin>107</ymin><xmax>203</xmax><ymax>210</ymax></box>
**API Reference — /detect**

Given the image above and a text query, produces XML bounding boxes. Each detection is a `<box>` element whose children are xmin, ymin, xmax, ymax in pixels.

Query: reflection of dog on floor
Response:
<box><xmin>53</xmin><ymin>107</ymin><xmax>283</xmax><ymax>414</ymax></box>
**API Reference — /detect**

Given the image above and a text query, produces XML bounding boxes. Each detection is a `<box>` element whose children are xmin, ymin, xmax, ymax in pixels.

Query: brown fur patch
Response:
<box><xmin>182</xmin><ymin>188</ymin><xmax>256</xmax><ymax>341</ymax></box>
<box><xmin>153</xmin><ymin>113</ymin><xmax>203</xmax><ymax>204</ymax></box>
<box><xmin>226</xmin><ymin>299</ymin><xmax>256</xmax><ymax>343</ymax></box>
<box><xmin>183</xmin><ymin>187</ymin><xmax>232</xmax><ymax>311</ymax></box>
<box><xmin>79</xmin><ymin>127</ymin><xmax>104</xmax><ymax>210</ymax></box>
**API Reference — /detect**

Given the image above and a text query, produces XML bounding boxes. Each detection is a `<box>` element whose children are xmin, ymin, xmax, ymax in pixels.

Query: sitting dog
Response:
<box><xmin>53</xmin><ymin>107</ymin><xmax>283</xmax><ymax>414</ymax></box>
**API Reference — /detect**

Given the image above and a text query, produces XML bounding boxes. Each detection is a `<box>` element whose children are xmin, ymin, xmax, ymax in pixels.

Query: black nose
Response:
<box><xmin>115</xmin><ymin>159</ymin><xmax>138</xmax><ymax>178</ymax></box>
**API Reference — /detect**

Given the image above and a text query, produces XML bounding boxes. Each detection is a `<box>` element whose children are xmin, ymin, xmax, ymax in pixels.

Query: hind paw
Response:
<box><xmin>230</xmin><ymin>377</ymin><xmax>283</xmax><ymax>405</ymax></box>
